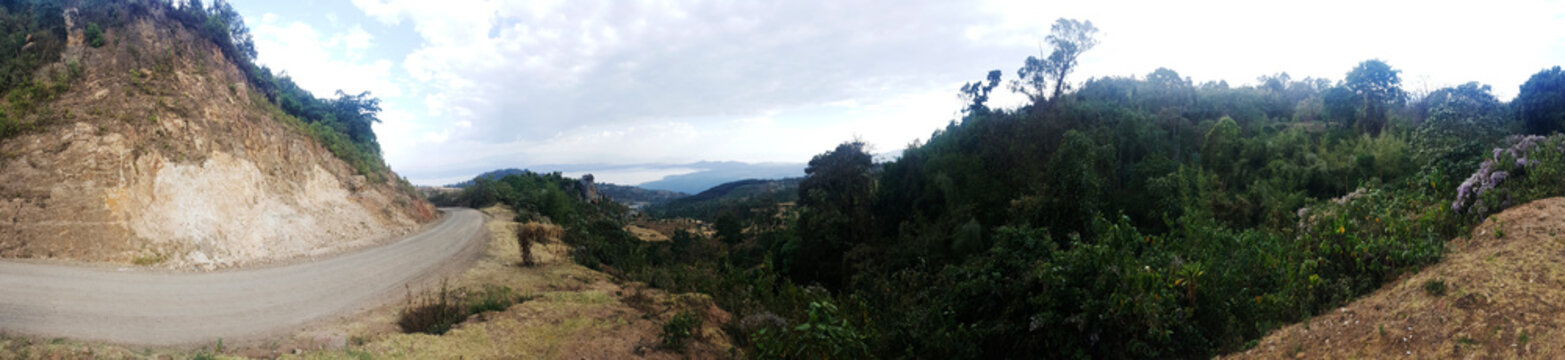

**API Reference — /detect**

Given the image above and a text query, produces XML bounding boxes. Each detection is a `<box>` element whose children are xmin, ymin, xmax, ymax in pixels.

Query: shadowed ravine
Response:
<box><xmin>0</xmin><ymin>208</ymin><xmax>486</xmax><ymax>346</ymax></box>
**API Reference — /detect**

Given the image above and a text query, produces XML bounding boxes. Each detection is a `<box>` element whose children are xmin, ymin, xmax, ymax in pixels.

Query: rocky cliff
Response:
<box><xmin>0</xmin><ymin>3</ymin><xmax>434</xmax><ymax>269</ymax></box>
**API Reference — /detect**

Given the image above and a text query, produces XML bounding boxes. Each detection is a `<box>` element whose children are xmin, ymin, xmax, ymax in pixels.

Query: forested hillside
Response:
<box><xmin>647</xmin><ymin>178</ymin><xmax>799</xmax><ymax>221</ymax></box>
<box><xmin>436</xmin><ymin>18</ymin><xmax>1565</xmax><ymax>359</ymax></box>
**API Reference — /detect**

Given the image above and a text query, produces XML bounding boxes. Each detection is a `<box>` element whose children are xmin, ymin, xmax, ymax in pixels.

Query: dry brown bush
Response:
<box><xmin>516</xmin><ymin>222</ymin><xmax>562</xmax><ymax>267</ymax></box>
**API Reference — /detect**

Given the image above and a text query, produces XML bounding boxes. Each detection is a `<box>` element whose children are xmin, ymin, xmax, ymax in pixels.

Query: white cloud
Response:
<box><xmin>328</xmin><ymin>0</ymin><xmax>1565</xmax><ymax>185</ymax></box>
<box><xmin>342</xmin><ymin>25</ymin><xmax>373</xmax><ymax>55</ymax></box>
<box><xmin>978</xmin><ymin>0</ymin><xmax>1565</xmax><ymax>99</ymax></box>
<box><xmin>351</xmin><ymin>0</ymin><xmax>1009</xmax><ymax>149</ymax></box>
<box><xmin>250</xmin><ymin>17</ymin><xmax>401</xmax><ymax>98</ymax></box>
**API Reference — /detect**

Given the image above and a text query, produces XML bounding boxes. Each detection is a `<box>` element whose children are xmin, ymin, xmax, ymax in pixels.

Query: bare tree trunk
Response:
<box><xmin>1051</xmin><ymin>64</ymin><xmax>1071</xmax><ymax>102</ymax></box>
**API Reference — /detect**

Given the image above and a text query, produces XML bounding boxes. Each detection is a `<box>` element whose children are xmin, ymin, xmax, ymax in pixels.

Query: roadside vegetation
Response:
<box><xmin>397</xmin><ymin>283</ymin><xmax>531</xmax><ymax>335</ymax></box>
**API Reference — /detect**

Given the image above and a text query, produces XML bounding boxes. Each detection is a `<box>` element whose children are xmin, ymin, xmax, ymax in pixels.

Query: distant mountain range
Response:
<box><xmin>636</xmin><ymin>161</ymin><xmax>804</xmax><ymax>194</ymax></box>
<box><xmin>447</xmin><ymin>162</ymin><xmax>807</xmax><ymax>209</ymax></box>
<box><xmin>449</xmin><ymin>161</ymin><xmax>805</xmax><ymax>196</ymax></box>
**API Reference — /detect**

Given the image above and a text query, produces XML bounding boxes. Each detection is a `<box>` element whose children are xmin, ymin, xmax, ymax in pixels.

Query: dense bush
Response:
<box><xmin>660</xmin><ymin>310</ymin><xmax>703</xmax><ymax>352</ymax></box>
<box><xmin>752</xmin><ymin>301</ymin><xmax>869</xmax><ymax>359</ymax></box>
<box><xmin>1453</xmin><ymin>134</ymin><xmax>1565</xmax><ymax>218</ymax></box>
<box><xmin>85</xmin><ymin>22</ymin><xmax>104</xmax><ymax>48</ymax></box>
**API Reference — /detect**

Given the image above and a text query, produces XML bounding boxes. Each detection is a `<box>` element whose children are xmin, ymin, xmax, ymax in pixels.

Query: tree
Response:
<box><xmin>1146</xmin><ymin>67</ymin><xmax>1195</xmax><ymax>111</ymax></box>
<box><xmin>1518</xmin><ymin>66</ymin><xmax>1565</xmax><ymax>135</ymax></box>
<box><xmin>1043</xmin><ymin>19</ymin><xmax>1100</xmax><ymax>101</ymax></box>
<box><xmin>1423</xmin><ymin>82</ymin><xmax>1502</xmax><ymax>121</ymax></box>
<box><xmin>1043</xmin><ymin>130</ymin><xmax>1108</xmax><ymax>238</ymax></box>
<box><xmin>793</xmin><ymin>141</ymin><xmax>876</xmax><ymax>288</ymax></box>
<box><xmin>1413</xmin><ymin>82</ymin><xmax>1508</xmax><ymax>184</ymax></box>
<box><xmin>1258</xmin><ymin>72</ymin><xmax>1291</xmax><ymax>94</ymax></box>
<box><xmin>715</xmin><ymin>212</ymin><xmax>744</xmax><ymax>245</ymax></box>
<box><xmin>1343</xmin><ymin>59</ymin><xmax>1406</xmax><ymax>135</ymax></box>
<box><xmin>959</xmin><ymin>70</ymin><xmax>1002</xmax><ymax>115</ymax></box>
<box><xmin>1011</xmin><ymin>56</ymin><xmax>1049</xmax><ymax>105</ymax></box>
<box><xmin>330</xmin><ymin>90</ymin><xmax>384</xmax><ymax>153</ymax></box>
<box><xmin>1011</xmin><ymin>18</ymin><xmax>1099</xmax><ymax>106</ymax></box>
<box><xmin>1201</xmin><ymin>117</ymin><xmax>1241</xmax><ymax>177</ymax></box>
<box><xmin>1322</xmin><ymin>85</ymin><xmax>1358</xmax><ymax>127</ymax></box>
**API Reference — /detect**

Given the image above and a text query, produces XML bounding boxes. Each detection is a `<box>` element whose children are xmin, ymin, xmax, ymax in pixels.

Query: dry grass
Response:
<box><xmin>631</xmin><ymin>218</ymin><xmax>716</xmax><ymax>240</ymax></box>
<box><xmin>0</xmin><ymin>205</ymin><xmax>736</xmax><ymax>359</ymax></box>
<box><xmin>1228</xmin><ymin>197</ymin><xmax>1565</xmax><ymax>359</ymax></box>
<box><xmin>624</xmin><ymin>224</ymin><xmax>672</xmax><ymax>242</ymax></box>
<box><xmin>283</xmin><ymin>205</ymin><xmax>735</xmax><ymax>359</ymax></box>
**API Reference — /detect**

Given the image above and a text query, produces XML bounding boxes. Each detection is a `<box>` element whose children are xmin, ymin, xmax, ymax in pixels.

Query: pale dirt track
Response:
<box><xmin>0</xmin><ymin>208</ymin><xmax>487</xmax><ymax>346</ymax></box>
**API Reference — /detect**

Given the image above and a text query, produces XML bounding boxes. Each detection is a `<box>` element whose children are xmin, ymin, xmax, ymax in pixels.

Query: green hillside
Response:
<box><xmin>409</xmin><ymin>18</ymin><xmax>1565</xmax><ymax>360</ymax></box>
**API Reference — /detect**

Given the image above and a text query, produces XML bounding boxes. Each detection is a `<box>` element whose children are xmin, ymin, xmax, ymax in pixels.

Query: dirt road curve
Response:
<box><xmin>0</xmin><ymin>208</ymin><xmax>487</xmax><ymax>346</ymax></box>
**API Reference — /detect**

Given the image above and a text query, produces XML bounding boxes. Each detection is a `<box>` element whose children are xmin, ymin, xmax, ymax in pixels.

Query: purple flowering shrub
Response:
<box><xmin>1451</xmin><ymin>135</ymin><xmax>1557</xmax><ymax>215</ymax></box>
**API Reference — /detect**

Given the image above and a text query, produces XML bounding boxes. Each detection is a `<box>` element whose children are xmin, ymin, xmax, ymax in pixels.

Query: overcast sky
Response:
<box><xmin>232</xmin><ymin>0</ymin><xmax>1565</xmax><ymax>185</ymax></box>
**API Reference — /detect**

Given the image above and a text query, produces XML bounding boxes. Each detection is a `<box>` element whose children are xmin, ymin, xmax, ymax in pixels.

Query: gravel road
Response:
<box><xmin>0</xmin><ymin>208</ymin><xmax>487</xmax><ymax>346</ymax></box>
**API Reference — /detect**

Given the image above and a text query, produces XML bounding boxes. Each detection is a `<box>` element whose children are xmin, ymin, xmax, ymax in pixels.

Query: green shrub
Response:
<box><xmin>0</xmin><ymin>109</ymin><xmax>12</xmax><ymax>139</ymax></box>
<box><xmin>1423</xmin><ymin>279</ymin><xmax>1446</xmax><ymax>297</ymax></box>
<box><xmin>86</xmin><ymin>23</ymin><xmax>104</xmax><ymax>48</ymax></box>
<box><xmin>464</xmin><ymin>285</ymin><xmax>527</xmax><ymax>314</ymax></box>
<box><xmin>66</xmin><ymin>60</ymin><xmax>81</xmax><ymax>80</ymax></box>
<box><xmin>660</xmin><ymin>310</ymin><xmax>703</xmax><ymax>352</ymax></box>
<box><xmin>753</xmin><ymin>301</ymin><xmax>868</xmax><ymax>359</ymax></box>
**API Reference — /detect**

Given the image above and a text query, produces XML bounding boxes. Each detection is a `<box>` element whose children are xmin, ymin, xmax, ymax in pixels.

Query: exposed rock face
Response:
<box><xmin>0</xmin><ymin>7</ymin><xmax>434</xmax><ymax>268</ymax></box>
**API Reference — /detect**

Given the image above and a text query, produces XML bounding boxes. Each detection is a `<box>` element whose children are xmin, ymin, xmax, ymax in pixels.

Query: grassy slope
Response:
<box><xmin>287</xmin><ymin>205</ymin><xmax>734</xmax><ymax>359</ymax></box>
<box><xmin>1229</xmin><ymin>197</ymin><xmax>1565</xmax><ymax>359</ymax></box>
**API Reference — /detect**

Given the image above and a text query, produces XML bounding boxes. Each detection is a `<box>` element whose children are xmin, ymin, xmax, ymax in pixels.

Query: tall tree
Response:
<box><xmin>1011</xmin><ymin>18</ymin><xmax>1099</xmax><ymax>106</ymax></box>
<box><xmin>959</xmin><ymin>70</ymin><xmax>1003</xmax><ymax>115</ymax></box>
<box><xmin>794</xmin><ymin>141</ymin><xmax>876</xmax><ymax>288</ymax></box>
<box><xmin>1011</xmin><ymin>55</ymin><xmax>1049</xmax><ymax>105</ymax></box>
<box><xmin>1043</xmin><ymin>18</ymin><xmax>1100</xmax><ymax>101</ymax></box>
<box><xmin>1518</xmin><ymin>66</ymin><xmax>1565</xmax><ymax>135</ymax></box>
<box><xmin>1343</xmin><ymin>59</ymin><xmax>1406</xmax><ymax>135</ymax></box>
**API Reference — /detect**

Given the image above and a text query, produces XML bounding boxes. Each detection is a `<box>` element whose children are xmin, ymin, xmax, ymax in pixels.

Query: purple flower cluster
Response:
<box><xmin>1452</xmin><ymin>135</ymin><xmax>1547</xmax><ymax>214</ymax></box>
<box><xmin>1504</xmin><ymin>135</ymin><xmax>1545</xmax><ymax>166</ymax></box>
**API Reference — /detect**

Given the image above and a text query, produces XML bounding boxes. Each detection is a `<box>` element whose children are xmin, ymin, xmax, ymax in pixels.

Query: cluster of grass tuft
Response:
<box><xmin>1423</xmin><ymin>279</ymin><xmax>1447</xmax><ymax>297</ymax></box>
<box><xmin>398</xmin><ymin>283</ymin><xmax>532</xmax><ymax>335</ymax></box>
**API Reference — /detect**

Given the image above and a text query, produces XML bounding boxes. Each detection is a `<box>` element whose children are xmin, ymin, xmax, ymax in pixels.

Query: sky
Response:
<box><xmin>231</xmin><ymin>0</ymin><xmax>1565</xmax><ymax>186</ymax></box>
